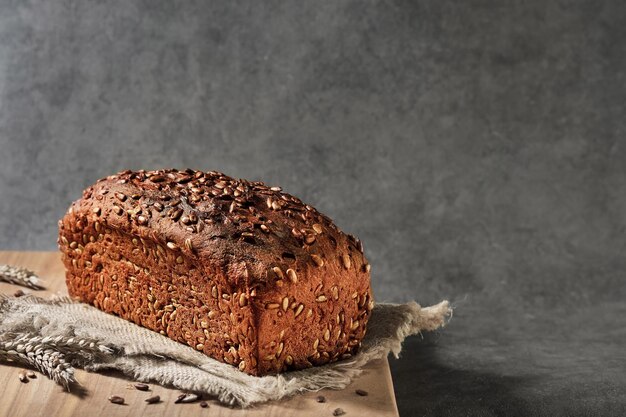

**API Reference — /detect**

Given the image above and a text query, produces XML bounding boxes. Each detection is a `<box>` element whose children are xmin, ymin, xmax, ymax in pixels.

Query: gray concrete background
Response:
<box><xmin>1</xmin><ymin>1</ymin><xmax>625</xmax><ymax>415</ymax></box>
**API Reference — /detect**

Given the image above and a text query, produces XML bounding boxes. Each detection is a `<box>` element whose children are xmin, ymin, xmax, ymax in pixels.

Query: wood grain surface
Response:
<box><xmin>0</xmin><ymin>251</ymin><xmax>399</xmax><ymax>417</ymax></box>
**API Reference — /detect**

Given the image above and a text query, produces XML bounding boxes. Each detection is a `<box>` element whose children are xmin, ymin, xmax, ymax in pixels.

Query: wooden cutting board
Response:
<box><xmin>0</xmin><ymin>251</ymin><xmax>399</xmax><ymax>417</ymax></box>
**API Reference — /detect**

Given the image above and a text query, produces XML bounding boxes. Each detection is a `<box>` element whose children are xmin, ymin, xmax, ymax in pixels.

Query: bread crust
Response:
<box><xmin>58</xmin><ymin>169</ymin><xmax>372</xmax><ymax>375</ymax></box>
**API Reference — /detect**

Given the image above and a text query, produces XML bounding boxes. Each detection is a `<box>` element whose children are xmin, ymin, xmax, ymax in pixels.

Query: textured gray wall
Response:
<box><xmin>1</xmin><ymin>1</ymin><xmax>625</xmax><ymax>415</ymax></box>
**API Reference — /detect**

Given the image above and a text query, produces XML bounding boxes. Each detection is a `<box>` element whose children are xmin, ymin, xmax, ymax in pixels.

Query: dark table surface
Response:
<box><xmin>390</xmin><ymin>301</ymin><xmax>626</xmax><ymax>416</ymax></box>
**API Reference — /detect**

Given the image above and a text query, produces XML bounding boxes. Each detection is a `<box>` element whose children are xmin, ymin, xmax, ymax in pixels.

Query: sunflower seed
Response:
<box><xmin>294</xmin><ymin>304</ymin><xmax>304</xmax><ymax>317</ymax></box>
<box><xmin>311</xmin><ymin>254</ymin><xmax>324</xmax><ymax>267</ymax></box>
<box><xmin>272</xmin><ymin>266</ymin><xmax>285</xmax><ymax>279</ymax></box>
<box><xmin>175</xmin><ymin>393</ymin><xmax>199</xmax><ymax>403</ymax></box>
<box><xmin>169</xmin><ymin>208</ymin><xmax>183</xmax><ymax>221</ymax></box>
<box><xmin>359</xmin><ymin>295</ymin><xmax>368</xmax><ymax>308</ymax></box>
<box><xmin>149</xmin><ymin>175</ymin><xmax>165</xmax><ymax>182</ymax></box>
<box><xmin>145</xmin><ymin>395</ymin><xmax>160</xmax><ymax>404</ymax></box>
<box><xmin>286</xmin><ymin>268</ymin><xmax>297</xmax><ymax>283</ymax></box>
<box><xmin>342</xmin><ymin>254</ymin><xmax>351</xmax><ymax>269</ymax></box>
<box><xmin>108</xmin><ymin>395</ymin><xmax>125</xmax><ymax>404</ymax></box>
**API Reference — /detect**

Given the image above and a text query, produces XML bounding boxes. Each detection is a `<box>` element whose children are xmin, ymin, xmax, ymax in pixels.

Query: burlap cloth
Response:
<box><xmin>0</xmin><ymin>292</ymin><xmax>451</xmax><ymax>407</ymax></box>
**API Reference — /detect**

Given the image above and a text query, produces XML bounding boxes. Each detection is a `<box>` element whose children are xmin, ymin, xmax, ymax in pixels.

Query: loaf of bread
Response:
<box><xmin>58</xmin><ymin>169</ymin><xmax>372</xmax><ymax>375</ymax></box>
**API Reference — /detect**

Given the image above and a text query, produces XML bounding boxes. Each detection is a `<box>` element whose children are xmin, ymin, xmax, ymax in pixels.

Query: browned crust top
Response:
<box><xmin>65</xmin><ymin>169</ymin><xmax>370</xmax><ymax>292</ymax></box>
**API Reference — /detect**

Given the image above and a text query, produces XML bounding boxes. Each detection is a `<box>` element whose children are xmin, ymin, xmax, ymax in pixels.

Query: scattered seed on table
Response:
<box><xmin>333</xmin><ymin>408</ymin><xmax>346</xmax><ymax>416</ymax></box>
<box><xmin>108</xmin><ymin>395</ymin><xmax>125</xmax><ymax>405</ymax></box>
<box><xmin>13</xmin><ymin>289</ymin><xmax>25</xmax><ymax>297</ymax></box>
<box><xmin>175</xmin><ymin>393</ymin><xmax>199</xmax><ymax>403</ymax></box>
<box><xmin>18</xmin><ymin>372</ymin><xmax>28</xmax><ymax>383</ymax></box>
<box><xmin>134</xmin><ymin>383</ymin><xmax>149</xmax><ymax>391</ymax></box>
<box><xmin>316</xmin><ymin>395</ymin><xmax>326</xmax><ymax>403</ymax></box>
<box><xmin>355</xmin><ymin>389</ymin><xmax>368</xmax><ymax>396</ymax></box>
<box><xmin>200</xmin><ymin>401</ymin><xmax>209</xmax><ymax>408</ymax></box>
<box><xmin>26</xmin><ymin>371</ymin><xmax>36</xmax><ymax>379</ymax></box>
<box><xmin>145</xmin><ymin>395</ymin><xmax>160</xmax><ymax>404</ymax></box>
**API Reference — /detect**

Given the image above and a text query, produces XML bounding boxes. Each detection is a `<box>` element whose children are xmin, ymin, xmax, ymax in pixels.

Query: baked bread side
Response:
<box><xmin>58</xmin><ymin>169</ymin><xmax>372</xmax><ymax>375</ymax></box>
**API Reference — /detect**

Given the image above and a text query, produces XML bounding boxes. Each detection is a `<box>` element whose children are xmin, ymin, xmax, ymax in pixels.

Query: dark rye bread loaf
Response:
<box><xmin>58</xmin><ymin>169</ymin><xmax>373</xmax><ymax>376</ymax></box>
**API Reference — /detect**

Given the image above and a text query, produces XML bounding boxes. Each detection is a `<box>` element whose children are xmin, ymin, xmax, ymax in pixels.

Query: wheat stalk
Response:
<box><xmin>0</xmin><ymin>265</ymin><xmax>45</xmax><ymax>290</ymax></box>
<box><xmin>0</xmin><ymin>335</ymin><xmax>75</xmax><ymax>387</ymax></box>
<box><xmin>0</xmin><ymin>333</ymin><xmax>113</xmax><ymax>389</ymax></box>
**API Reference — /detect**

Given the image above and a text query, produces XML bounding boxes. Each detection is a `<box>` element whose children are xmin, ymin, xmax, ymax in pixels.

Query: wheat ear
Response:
<box><xmin>0</xmin><ymin>265</ymin><xmax>45</xmax><ymax>290</ymax></box>
<box><xmin>0</xmin><ymin>335</ymin><xmax>75</xmax><ymax>387</ymax></box>
<box><xmin>0</xmin><ymin>333</ymin><xmax>113</xmax><ymax>389</ymax></box>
